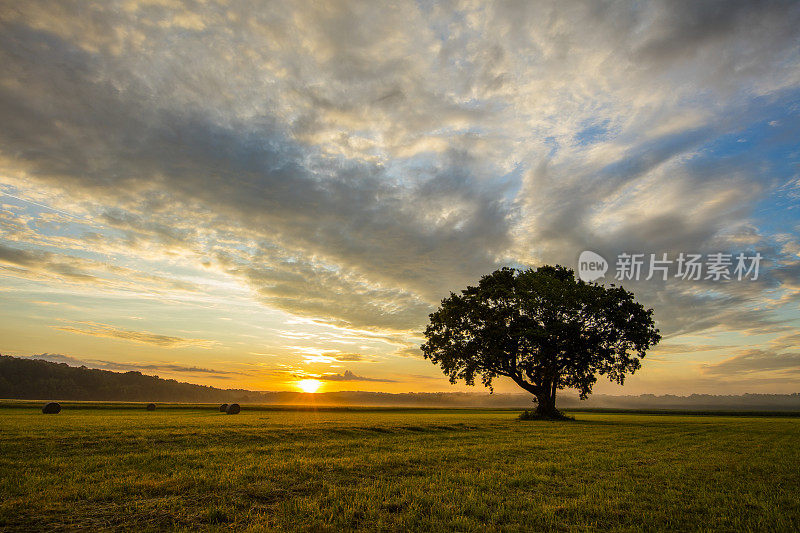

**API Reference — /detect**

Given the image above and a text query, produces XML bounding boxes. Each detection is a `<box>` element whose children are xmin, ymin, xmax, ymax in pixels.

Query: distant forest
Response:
<box><xmin>0</xmin><ymin>355</ymin><xmax>260</xmax><ymax>403</ymax></box>
<box><xmin>2</xmin><ymin>355</ymin><xmax>800</xmax><ymax>410</ymax></box>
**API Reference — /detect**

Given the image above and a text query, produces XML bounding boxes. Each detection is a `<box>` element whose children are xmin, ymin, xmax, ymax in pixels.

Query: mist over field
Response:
<box><xmin>4</xmin><ymin>355</ymin><xmax>800</xmax><ymax>412</ymax></box>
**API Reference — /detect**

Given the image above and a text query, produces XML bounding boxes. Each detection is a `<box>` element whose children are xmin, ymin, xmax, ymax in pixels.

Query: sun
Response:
<box><xmin>296</xmin><ymin>379</ymin><xmax>322</xmax><ymax>393</ymax></box>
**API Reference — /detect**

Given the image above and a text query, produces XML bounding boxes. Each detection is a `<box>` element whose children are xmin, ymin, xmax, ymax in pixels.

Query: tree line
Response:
<box><xmin>0</xmin><ymin>355</ymin><xmax>260</xmax><ymax>403</ymax></box>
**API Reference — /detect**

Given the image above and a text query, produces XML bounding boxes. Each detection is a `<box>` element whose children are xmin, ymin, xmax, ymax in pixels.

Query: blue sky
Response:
<box><xmin>0</xmin><ymin>0</ymin><xmax>799</xmax><ymax>395</ymax></box>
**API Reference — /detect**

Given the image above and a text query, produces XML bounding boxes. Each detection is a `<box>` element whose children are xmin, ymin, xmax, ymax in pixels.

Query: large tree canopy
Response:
<box><xmin>421</xmin><ymin>266</ymin><xmax>661</xmax><ymax>418</ymax></box>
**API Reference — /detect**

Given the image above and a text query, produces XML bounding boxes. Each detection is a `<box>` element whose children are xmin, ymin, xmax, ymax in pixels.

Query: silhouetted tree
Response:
<box><xmin>421</xmin><ymin>266</ymin><xmax>661</xmax><ymax>419</ymax></box>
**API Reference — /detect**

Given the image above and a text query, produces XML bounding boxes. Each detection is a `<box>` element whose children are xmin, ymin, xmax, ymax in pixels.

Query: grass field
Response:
<box><xmin>1</xmin><ymin>404</ymin><xmax>799</xmax><ymax>531</ymax></box>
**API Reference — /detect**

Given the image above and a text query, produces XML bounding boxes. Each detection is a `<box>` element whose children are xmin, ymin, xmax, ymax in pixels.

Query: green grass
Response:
<box><xmin>1</xmin><ymin>405</ymin><xmax>798</xmax><ymax>531</ymax></box>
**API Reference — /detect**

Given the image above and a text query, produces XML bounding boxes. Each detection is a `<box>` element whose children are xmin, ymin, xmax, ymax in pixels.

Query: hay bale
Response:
<box><xmin>146</xmin><ymin>403</ymin><xmax>156</xmax><ymax>411</ymax></box>
<box><xmin>219</xmin><ymin>403</ymin><xmax>228</xmax><ymax>413</ymax></box>
<box><xmin>42</xmin><ymin>402</ymin><xmax>61</xmax><ymax>414</ymax></box>
<box><xmin>226</xmin><ymin>403</ymin><xmax>240</xmax><ymax>415</ymax></box>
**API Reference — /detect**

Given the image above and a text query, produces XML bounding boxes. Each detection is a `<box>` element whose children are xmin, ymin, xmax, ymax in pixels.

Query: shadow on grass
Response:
<box><xmin>518</xmin><ymin>410</ymin><xmax>574</xmax><ymax>422</ymax></box>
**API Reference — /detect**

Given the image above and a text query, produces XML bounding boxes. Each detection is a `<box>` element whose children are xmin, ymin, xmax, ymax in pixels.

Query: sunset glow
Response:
<box><xmin>296</xmin><ymin>379</ymin><xmax>323</xmax><ymax>394</ymax></box>
<box><xmin>0</xmin><ymin>1</ymin><xmax>798</xmax><ymax>397</ymax></box>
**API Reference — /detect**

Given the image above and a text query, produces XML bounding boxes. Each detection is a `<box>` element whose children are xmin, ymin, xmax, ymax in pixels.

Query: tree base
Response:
<box><xmin>518</xmin><ymin>409</ymin><xmax>574</xmax><ymax>421</ymax></box>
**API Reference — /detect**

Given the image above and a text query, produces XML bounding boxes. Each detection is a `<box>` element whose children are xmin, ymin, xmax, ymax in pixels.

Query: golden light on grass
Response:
<box><xmin>296</xmin><ymin>379</ymin><xmax>322</xmax><ymax>393</ymax></box>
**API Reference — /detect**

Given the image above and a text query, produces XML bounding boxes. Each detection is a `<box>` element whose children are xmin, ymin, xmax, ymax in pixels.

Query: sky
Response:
<box><xmin>1</xmin><ymin>0</ymin><xmax>799</xmax><ymax>396</ymax></box>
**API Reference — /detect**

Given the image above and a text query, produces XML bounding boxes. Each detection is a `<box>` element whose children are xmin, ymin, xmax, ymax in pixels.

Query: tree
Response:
<box><xmin>421</xmin><ymin>266</ymin><xmax>661</xmax><ymax>419</ymax></box>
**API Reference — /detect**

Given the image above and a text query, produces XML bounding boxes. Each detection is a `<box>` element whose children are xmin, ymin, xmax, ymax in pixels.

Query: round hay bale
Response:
<box><xmin>219</xmin><ymin>403</ymin><xmax>228</xmax><ymax>413</ymax></box>
<box><xmin>146</xmin><ymin>403</ymin><xmax>156</xmax><ymax>411</ymax></box>
<box><xmin>226</xmin><ymin>403</ymin><xmax>240</xmax><ymax>415</ymax></box>
<box><xmin>42</xmin><ymin>402</ymin><xmax>61</xmax><ymax>414</ymax></box>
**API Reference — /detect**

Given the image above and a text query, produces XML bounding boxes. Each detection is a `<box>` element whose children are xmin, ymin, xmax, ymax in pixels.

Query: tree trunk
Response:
<box><xmin>534</xmin><ymin>391</ymin><xmax>561</xmax><ymax>419</ymax></box>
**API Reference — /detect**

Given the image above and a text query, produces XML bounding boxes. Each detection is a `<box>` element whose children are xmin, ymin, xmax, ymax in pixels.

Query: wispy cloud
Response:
<box><xmin>701</xmin><ymin>349</ymin><xmax>800</xmax><ymax>377</ymax></box>
<box><xmin>53</xmin><ymin>322</ymin><xmax>216</xmax><ymax>348</ymax></box>
<box><xmin>29</xmin><ymin>353</ymin><xmax>240</xmax><ymax>376</ymax></box>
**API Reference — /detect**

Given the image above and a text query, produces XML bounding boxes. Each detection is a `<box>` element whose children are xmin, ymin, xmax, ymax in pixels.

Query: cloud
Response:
<box><xmin>0</xmin><ymin>242</ymin><xmax>199</xmax><ymax>294</ymax></box>
<box><xmin>0</xmin><ymin>242</ymin><xmax>42</xmax><ymax>267</ymax></box>
<box><xmin>317</xmin><ymin>370</ymin><xmax>396</xmax><ymax>383</ymax></box>
<box><xmin>701</xmin><ymin>349</ymin><xmax>800</xmax><ymax>377</ymax></box>
<box><xmin>0</xmin><ymin>12</ymin><xmax>512</xmax><ymax>330</ymax></box>
<box><xmin>53</xmin><ymin>322</ymin><xmax>216</xmax><ymax>348</ymax></box>
<box><xmin>651</xmin><ymin>343</ymin><xmax>736</xmax><ymax>356</ymax></box>
<box><xmin>28</xmin><ymin>353</ymin><xmax>240</xmax><ymax>376</ymax></box>
<box><xmin>332</xmin><ymin>353</ymin><xmax>369</xmax><ymax>362</ymax></box>
<box><xmin>770</xmin><ymin>332</ymin><xmax>800</xmax><ymax>351</ymax></box>
<box><xmin>0</xmin><ymin>0</ymin><xmax>798</xmax><ymax>385</ymax></box>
